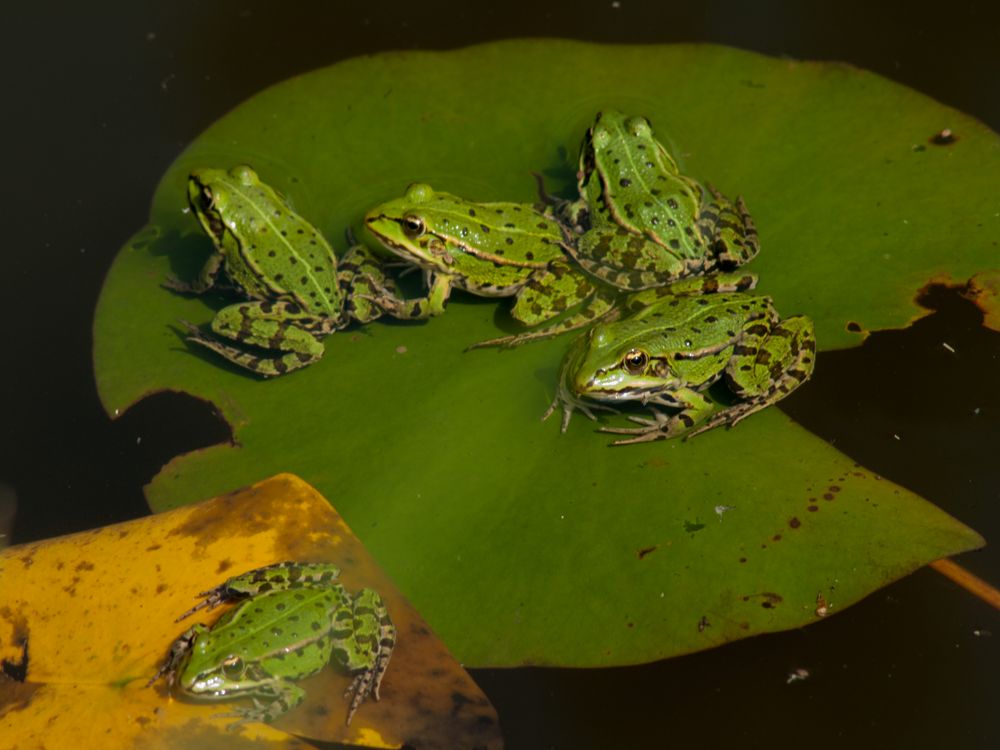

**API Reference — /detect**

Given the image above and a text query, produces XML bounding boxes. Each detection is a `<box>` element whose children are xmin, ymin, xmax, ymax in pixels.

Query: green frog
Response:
<box><xmin>147</xmin><ymin>561</ymin><xmax>396</xmax><ymax>728</ymax></box>
<box><xmin>363</xmin><ymin>182</ymin><xmax>617</xmax><ymax>348</ymax></box>
<box><xmin>545</xmin><ymin>283</ymin><xmax>815</xmax><ymax>444</ymax></box>
<box><xmin>553</xmin><ymin>110</ymin><xmax>759</xmax><ymax>291</ymax></box>
<box><xmin>166</xmin><ymin>165</ymin><xmax>394</xmax><ymax>376</ymax></box>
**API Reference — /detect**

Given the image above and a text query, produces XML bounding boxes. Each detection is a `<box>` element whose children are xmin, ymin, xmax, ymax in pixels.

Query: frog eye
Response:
<box><xmin>221</xmin><ymin>655</ymin><xmax>245</xmax><ymax>680</ymax></box>
<box><xmin>401</xmin><ymin>214</ymin><xmax>425</xmax><ymax>238</ymax></box>
<box><xmin>626</xmin><ymin>116</ymin><xmax>653</xmax><ymax>138</ymax></box>
<box><xmin>622</xmin><ymin>349</ymin><xmax>648</xmax><ymax>374</ymax></box>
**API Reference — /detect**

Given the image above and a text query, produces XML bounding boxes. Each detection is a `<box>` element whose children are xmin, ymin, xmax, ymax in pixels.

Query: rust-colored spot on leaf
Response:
<box><xmin>788</xmin><ymin>517</ymin><xmax>802</xmax><ymax>529</ymax></box>
<box><xmin>637</xmin><ymin>545</ymin><xmax>658</xmax><ymax>559</ymax></box>
<box><xmin>961</xmin><ymin>270</ymin><xmax>1000</xmax><ymax>333</ymax></box>
<box><xmin>929</xmin><ymin>128</ymin><xmax>957</xmax><ymax>145</ymax></box>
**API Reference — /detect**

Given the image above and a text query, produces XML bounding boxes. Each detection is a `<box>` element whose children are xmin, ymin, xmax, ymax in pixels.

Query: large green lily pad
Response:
<box><xmin>94</xmin><ymin>41</ymin><xmax>990</xmax><ymax>668</ymax></box>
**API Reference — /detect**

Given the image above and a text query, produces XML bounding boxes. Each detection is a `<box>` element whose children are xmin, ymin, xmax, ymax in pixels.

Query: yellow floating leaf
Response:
<box><xmin>0</xmin><ymin>473</ymin><xmax>501</xmax><ymax>749</ymax></box>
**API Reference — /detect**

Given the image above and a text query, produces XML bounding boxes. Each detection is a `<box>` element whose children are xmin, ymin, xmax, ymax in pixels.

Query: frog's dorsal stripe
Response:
<box><xmin>422</xmin><ymin>198</ymin><xmax>562</xmax><ymax>266</ymax></box>
<box><xmin>599</xmin><ymin>118</ymin><xmax>702</xmax><ymax>254</ymax></box>
<box><xmin>212</xmin><ymin>586</ymin><xmax>345</xmax><ymax>662</ymax></box>
<box><xmin>221</xmin><ymin>174</ymin><xmax>338</xmax><ymax>312</ymax></box>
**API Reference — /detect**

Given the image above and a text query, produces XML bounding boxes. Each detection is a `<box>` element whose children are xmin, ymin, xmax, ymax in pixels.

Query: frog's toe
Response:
<box><xmin>344</xmin><ymin>670</ymin><xmax>375</xmax><ymax>725</ymax></box>
<box><xmin>177</xmin><ymin>319</ymin><xmax>202</xmax><ymax>335</ymax></box>
<box><xmin>605</xmin><ymin>429</ymin><xmax>668</xmax><ymax>446</ymax></box>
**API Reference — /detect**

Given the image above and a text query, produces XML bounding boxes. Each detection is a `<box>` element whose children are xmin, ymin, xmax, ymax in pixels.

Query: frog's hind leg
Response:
<box><xmin>335</xmin><ymin>588</ymin><xmax>396</xmax><ymax>725</ymax></box>
<box><xmin>689</xmin><ymin>314</ymin><xmax>816</xmax><ymax>438</ymax></box>
<box><xmin>182</xmin><ymin>300</ymin><xmax>326</xmax><ymax>377</ymax></box>
<box><xmin>214</xmin><ymin>561</ymin><xmax>342</xmax><ymax>598</ymax></box>
<box><xmin>565</xmin><ymin>225</ymin><xmax>690</xmax><ymax>291</ymax></box>
<box><xmin>222</xmin><ymin>682</ymin><xmax>307</xmax><ymax>729</ymax></box>
<box><xmin>339</xmin><ymin>243</ymin><xmax>398</xmax><ymax>324</ymax></box>
<box><xmin>621</xmin><ymin>270</ymin><xmax>758</xmax><ymax>313</ymax></box>
<box><xmin>698</xmin><ymin>185</ymin><xmax>760</xmax><ymax>268</ymax></box>
<box><xmin>598</xmin><ymin>387</ymin><xmax>718</xmax><ymax>445</ymax></box>
<box><xmin>469</xmin><ymin>263</ymin><xmax>615</xmax><ymax>349</ymax></box>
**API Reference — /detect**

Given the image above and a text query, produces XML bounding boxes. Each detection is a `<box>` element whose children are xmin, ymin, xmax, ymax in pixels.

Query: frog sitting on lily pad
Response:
<box><xmin>362</xmin><ymin>109</ymin><xmax>762</xmax><ymax>349</ymax></box>
<box><xmin>544</xmin><ymin>277</ymin><xmax>816</xmax><ymax>443</ymax></box>
<box><xmin>165</xmin><ymin>166</ymin><xmax>397</xmax><ymax>377</ymax></box>
<box><xmin>553</xmin><ymin>109</ymin><xmax>760</xmax><ymax>292</ymax></box>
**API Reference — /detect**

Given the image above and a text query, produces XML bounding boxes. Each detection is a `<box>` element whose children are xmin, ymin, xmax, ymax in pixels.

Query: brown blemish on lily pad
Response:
<box><xmin>929</xmin><ymin>128</ymin><xmax>958</xmax><ymax>145</ymax></box>
<box><xmin>961</xmin><ymin>270</ymin><xmax>1000</xmax><ymax>333</ymax></box>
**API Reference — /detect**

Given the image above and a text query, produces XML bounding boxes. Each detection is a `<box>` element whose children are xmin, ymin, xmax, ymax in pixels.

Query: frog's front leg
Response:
<box><xmin>222</xmin><ymin>681</ymin><xmax>307</xmax><ymax>730</ymax></box>
<box><xmin>163</xmin><ymin>249</ymin><xmax>225</xmax><ymax>294</ymax></box>
<box><xmin>146</xmin><ymin>623</ymin><xmax>208</xmax><ymax>687</ymax></box>
<box><xmin>697</xmin><ymin>185</ymin><xmax>760</xmax><ymax>267</ymax></box>
<box><xmin>364</xmin><ymin>270</ymin><xmax>453</xmax><ymax>320</ymax></box>
<box><xmin>531</xmin><ymin>171</ymin><xmax>588</xmax><ymax>231</ymax></box>
<box><xmin>688</xmin><ymin>314</ymin><xmax>816</xmax><ymax>438</ymax></box>
<box><xmin>332</xmin><ymin>588</ymin><xmax>397</xmax><ymax>725</ymax></box>
<box><xmin>183</xmin><ymin>300</ymin><xmax>327</xmax><ymax>377</ymax></box>
<box><xmin>469</xmin><ymin>263</ymin><xmax>615</xmax><ymax>349</ymax></box>
<box><xmin>542</xmin><ymin>327</ymin><xmax>621</xmax><ymax>431</ymax></box>
<box><xmin>599</xmin><ymin>387</ymin><xmax>717</xmax><ymax>445</ymax></box>
<box><xmin>338</xmin><ymin>244</ymin><xmax>398</xmax><ymax>324</ymax></box>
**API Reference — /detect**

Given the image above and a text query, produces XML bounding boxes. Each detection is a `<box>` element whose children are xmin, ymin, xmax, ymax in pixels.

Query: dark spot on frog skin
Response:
<box><xmin>930</xmin><ymin>128</ymin><xmax>958</xmax><ymax>145</ymax></box>
<box><xmin>637</xmin><ymin>545</ymin><xmax>658</xmax><ymax>559</ymax></box>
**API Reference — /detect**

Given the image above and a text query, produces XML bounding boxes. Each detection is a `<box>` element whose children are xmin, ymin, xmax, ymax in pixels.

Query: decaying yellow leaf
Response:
<box><xmin>0</xmin><ymin>473</ymin><xmax>502</xmax><ymax>749</ymax></box>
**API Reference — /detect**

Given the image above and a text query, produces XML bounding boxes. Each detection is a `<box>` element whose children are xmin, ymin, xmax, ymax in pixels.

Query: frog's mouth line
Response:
<box><xmin>581</xmin><ymin>385</ymin><xmax>665</xmax><ymax>404</ymax></box>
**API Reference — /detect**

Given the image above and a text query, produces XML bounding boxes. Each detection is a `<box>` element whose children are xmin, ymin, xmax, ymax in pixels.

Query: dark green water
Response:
<box><xmin>3</xmin><ymin>2</ymin><xmax>998</xmax><ymax>747</ymax></box>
